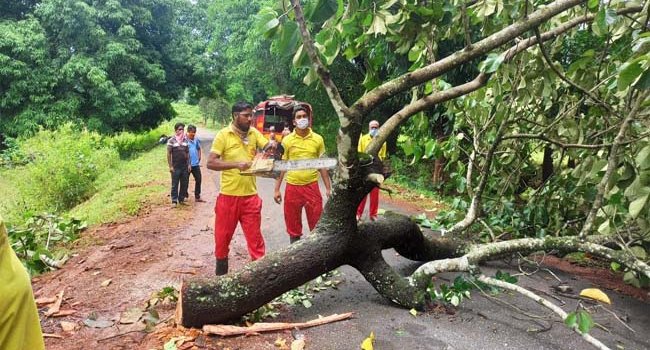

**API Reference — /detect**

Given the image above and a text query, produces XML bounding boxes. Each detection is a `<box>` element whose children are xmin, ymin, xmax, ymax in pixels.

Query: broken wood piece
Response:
<box><xmin>35</xmin><ymin>296</ymin><xmax>58</xmax><ymax>306</ymax></box>
<box><xmin>171</xmin><ymin>270</ymin><xmax>197</xmax><ymax>275</ymax></box>
<box><xmin>202</xmin><ymin>312</ymin><xmax>353</xmax><ymax>337</ymax></box>
<box><xmin>43</xmin><ymin>333</ymin><xmax>64</xmax><ymax>339</ymax></box>
<box><xmin>45</xmin><ymin>290</ymin><xmax>64</xmax><ymax>317</ymax></box>
<box><xmin>52</xmin><ymin>309</ymin><xmax>76</xmax><ymax>317</ymax></box>
<box><xmin>60</xmin><ymin>321</ymin><xmax>77</xmax><ymax>332</ymax></box>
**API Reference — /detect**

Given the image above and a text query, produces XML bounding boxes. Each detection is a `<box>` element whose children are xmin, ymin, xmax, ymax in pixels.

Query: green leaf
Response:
<box><xmin>479</xmin><ymin>53</ymin><xmax>505</xmax><ymax>73</ymax></box>
<box><xmin>450</xmin><ymin>295</ymin><xmax>460</xmax><ymax>306</ymax></box>
<box><xmin>577</xmin><ymin>311</ymin><xmax>594</xmax><ymax>334</ymax></box>
<box><xmin>302</xmin><ymin>299</ymin><xmax>312</xmax><ymax>308</ymax></box>
<box><xmin>618</xmin><ymin>61</ymin><xmax>644</xmax><ymax>91</ymax></box>
<box><xmin>565</xmin><ymin>312</ymin><xmax>577</xmax><ymax>328</ymax></box>
<box><xmin>636</xmin><ymin>145</ymin><xmax>650</xmax><ymax>170</ymax></box>
<box><xmin>629</xmin><ymin>192</ymin><xmax>649</xmax><ymax>218</ymax></box>
<box><xmin>610</xmin><ymin>261</ymin><xmax>621</xmax><ymax>271</ymax></box>
<box><xmin>409</xmin><ymin>308</ymin><xmax>418</xmax><ymax>317</ymax></box>
<box><xmin>630</xmin><ymin>246</ymin><xmax>647</xmax><ymax>260</ymax></box>
<box><xmin>624</xmin><ymin>271</ymin><xmax>641</xmax><ymax>288</ymax></box>
<box><xmin>587</xmin><ymin>0</ymin><xmax>599</xmax><ymax>10</ymax></box>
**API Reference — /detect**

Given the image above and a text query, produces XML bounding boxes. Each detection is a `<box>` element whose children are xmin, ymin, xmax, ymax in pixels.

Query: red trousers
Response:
<box><xmin>214</xmin><ymin>194</ymin><xmax>265</xmax><ymax>260</ymax></box>
<box><xmin>283</xmin><ymin>182</ymin><xmax>323</xmax><ymax>238</ymax></box>
<box><xmin>357</xmin><ymin>187</ymin><xmax>379</xmax><ymax>219</ymax></box>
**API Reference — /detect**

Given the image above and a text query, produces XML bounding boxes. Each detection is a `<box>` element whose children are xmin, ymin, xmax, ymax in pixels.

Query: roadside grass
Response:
<box><xmin>0</xmin><ymin>167</ymin><xmax>26</xmax><ymax>224</ymax></box>
<box><xmin>69</xmin><ymin>146</ymin><xmax>169</xmax><ymax>226</ymax></box>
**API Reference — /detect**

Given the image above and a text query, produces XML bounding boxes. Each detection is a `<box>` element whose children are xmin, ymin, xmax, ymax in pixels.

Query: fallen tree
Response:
<box><xmin>178</xmin><ymin>1</ymin><xmax>649</xmax><ymax>347</ymax></box>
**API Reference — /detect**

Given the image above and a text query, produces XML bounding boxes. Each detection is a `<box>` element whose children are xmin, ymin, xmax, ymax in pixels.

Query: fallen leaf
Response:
<box><xmin>92</xmin><ymin>271</ymin><xmax>102</xmax><ymax>276</ymax></box>
<box><xmin>291</xmin><ymin>338</ymin><xmax>306</xmax><ymax>350</ymax></box>
<box><xmin>360</xmin><ymin>331</ymin><xmax>375</xmax><ymax>350</ymax></box>
<box><xmin>60</xmin><ymin>321</ymin><xmax>76</xmax><ymax>332</ymax></box>
<box><xmin>409</xmin><ymin>308</ymin><xmax>418</xmax><ymax>317</ymax></box>
<box><xmin>83</xmin><ymin>318</ymin><xmax>113</xmax><ymax>328</ymax></box>
<box><xmin>120</xmin><ymin>307</ymin><xmax>143</xmax><ymax>324</ymax></box>
<box><xmin>100</xmin><ymin>279</ymin><xmax>112</xmax><ymax>287</ymax></box>
<box><xmin>274</xmin><ymin>336</ymin><xmax>289</xmax><ymax>349</ymax></box>
<box><xmin>580</xmin><ymin>288</ymin><xmax>611</xmax><ymax>304</ymax></box>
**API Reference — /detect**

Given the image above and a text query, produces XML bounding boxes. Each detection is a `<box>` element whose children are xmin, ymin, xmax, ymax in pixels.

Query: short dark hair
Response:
<box><xmin>292</xmin><ymin>106</ymin><xmax>307</xmax><ymax>119</ymax></box>
<box><xmin>174</xmin><ymin>122</ymin><xmax>185</xmax><ymax>131</ymax></box>
<box><xmin>187</xmin><ymin>124</ymin><xmax>197</xmax><ymax>132</ymax></box>
<box><xmin>232</xmin><ymin>101</ymin><xmax>253</xmax><ymax>115</ymax></box>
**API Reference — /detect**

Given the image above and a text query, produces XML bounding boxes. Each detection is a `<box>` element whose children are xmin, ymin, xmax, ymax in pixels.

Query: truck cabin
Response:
<box><xmin>253</xmin><ymin>96</ymin><xmax>312</xmax><ymax>142</ymax></box>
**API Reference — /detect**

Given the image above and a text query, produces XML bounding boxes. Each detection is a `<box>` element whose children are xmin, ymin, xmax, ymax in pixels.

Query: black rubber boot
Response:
<box><xmin>289</xmin><ymin>236</ymin><xmax>301</xmax><ymax>244</ymax></box>
<box><xmin>215</xmin><ymin>258</ymin><xmax>228</xmax><ymax>276</ymax></box>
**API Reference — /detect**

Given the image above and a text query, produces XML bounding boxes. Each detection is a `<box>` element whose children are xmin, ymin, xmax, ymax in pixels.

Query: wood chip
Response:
<box><xmin>35</xmin><ymin>296</ymin><xmax>58</xmax><ymax>306</ymax></box>
<box><xmin>171</xmin><ymin>270</ymin><xmax>196</xmax><ymax>275</ymax></box>
<box><xmin>44</xmin><ymin>290</ymin><xmax>64</xmax><ymax>317</ymax></box>
<box><xmin>60</xmin><ymin>321</ymin><xmax>77</xmax><ymax>332</ymax></box>
<box><xmin>43</xmin><ymin>333</ymin><xmax>64</xmax><ymax>339</ymax></box>
<box><xmin>202</xmin><ymin>312</ymin><xmax>353</xmax><ymax>337</ymax></box>
<box><xmin>52</xmin><ymin>309</ymin><xmax>77</xmax><ymax>317</ymax></box>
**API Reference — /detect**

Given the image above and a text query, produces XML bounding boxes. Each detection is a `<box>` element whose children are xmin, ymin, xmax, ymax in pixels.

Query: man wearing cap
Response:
<box><xmin>357</xmin><ymin>120</ymin><xmax>387</xmax><ymax>221</ymax></box>
<box><xmin>207</xmin><ymin>101</ymin><xmax>274</xmax><ymax>275</ymax></box>
<box><xmin>274</xmin><ymin>106</ymin><xmax>331</xmax><ymax>244</ymax></box>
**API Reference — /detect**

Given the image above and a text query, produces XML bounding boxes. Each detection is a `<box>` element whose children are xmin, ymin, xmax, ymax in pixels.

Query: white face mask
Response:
<box><xmin>296</xmin><ymin>118</ymin><xmax>309</xmax><ymax>130</ymax></box>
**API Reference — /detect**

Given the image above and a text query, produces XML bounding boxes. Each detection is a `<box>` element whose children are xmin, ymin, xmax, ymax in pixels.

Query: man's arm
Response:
<box><xmin>273</xmin><ymin>171</ymin><xmax>286</xmax><ymax>204</ymax></box>
<box><xmin>197</xmin><ymin>140</ymin><xmax>202</xmax><ymax>163</ymax></box>
<box><xmin>186</xmin><ymin>144</ymin><xmax>191</xmax><ymax>171</ymax></box>
<box><xmin>167</xmin><ymin>146</ymin><xmax>173</xmax><ymax>172</ymax></box>
<box><xmin>206</xmin><ymin>152</ymin><xmax>251</xmax><ymax>171</ymax></box>
<box><xmin>319</xmin><ymin>168</ymin><xmax>331</xmax><ymax>198</ymax></box>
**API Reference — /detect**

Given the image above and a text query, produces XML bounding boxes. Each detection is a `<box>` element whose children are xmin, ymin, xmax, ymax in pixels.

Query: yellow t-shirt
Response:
<box><xmin>0</xmin><ymin>216</ymin><xmax>45</xmax><ymax>350</ymax></box>
<box><xmin>358</xmin><ymin>133</ymin><xmax>387</xmax><ymax>160</ymax></box>
<box><xmin>282</xmin><ymin>129</ymin><xmax>326</xmax><ymax>185</ymax></box>
<box><xmin>211</xmin><ymin>126</ymin><xmax>267</xmax><ymax>196</ymax></box>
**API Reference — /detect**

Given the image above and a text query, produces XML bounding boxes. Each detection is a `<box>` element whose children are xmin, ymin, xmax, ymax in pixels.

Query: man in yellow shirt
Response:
<box><xmin>0</xmin><ymin>215</ymin><xmax>45</xmax><ymax>350</ymax></box>
<box><xmin>274</xmin><ymin>106</ymin><xmax>331</xmax><ymax>244</ymax></box>
<box><xmin>207</xmin><ymin>101</ymin><xmax>274</xmax><ymax>275</ymax></box>
<box><xmin>357</xmin><ymin>120</ymin><xmax>387</xmax><ymax>221</ymax></box>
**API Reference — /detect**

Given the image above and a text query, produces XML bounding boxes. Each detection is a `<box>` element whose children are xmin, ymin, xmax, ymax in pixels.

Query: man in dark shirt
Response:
<box><xmin>167</xmin><ymin>122</ymin><xmax>190</xmax><ymax>207</ymax></box>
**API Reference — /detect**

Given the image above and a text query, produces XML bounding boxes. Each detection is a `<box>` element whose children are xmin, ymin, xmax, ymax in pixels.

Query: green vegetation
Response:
<box><xmin>0</xmin><ymin>103</ymin><xmax>209</xmax><ymax>272</ymax></box>
<box><xmin>0</xmin><ymin>0</ymin><xmax>215</xmax><ymax>138</ymax></box>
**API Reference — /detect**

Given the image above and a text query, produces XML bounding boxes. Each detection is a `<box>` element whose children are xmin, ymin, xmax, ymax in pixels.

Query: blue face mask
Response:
<box><xmin>369</xmin><ymin>128</ymin><xmax>378</xmax><ymax>137</ymax></box>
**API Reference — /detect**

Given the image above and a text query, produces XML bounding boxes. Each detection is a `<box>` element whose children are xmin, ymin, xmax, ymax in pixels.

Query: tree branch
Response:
<box><xmin>365</xmin><ymin>4</ymin><xmax>644</xmax><ymax>155</ymax></box>
<box><xmin>534</xmin><ymin>28</ymin><xmax>617</xmax><ymax>117</ymax></box>
<box><xmin>579</xmin><ymin>90</ymin><xmax>649</xmax><ymax>238</ymax></box>
<box><xmin>477</xmin><ymin>275</ymin><xmax>610</xmax><ymax>350</ymax></box>
<box><xmin>349</xmin><ymin>0</ymin><xmax>587</xmax><ymax>118</ymax></box>
<box><xmin>290</xmin><ymin>0</ymin><xmax>348</xmax><ymax>120</ymax></box>
<box><xmin>501</xmin><ymin>132</ymin><xmax>650</xmax><ymax>149</ymax></box>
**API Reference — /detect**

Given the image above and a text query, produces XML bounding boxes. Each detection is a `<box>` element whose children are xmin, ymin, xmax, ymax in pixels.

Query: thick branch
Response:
<box><xmin>444</xmin><ymin>115</ymin><xmax>509</xmax><ymax>236</ymax></box>
<box><xmin>366</xmin><ymin>4</ymin><xmax>643</xmax><ymax>154</ymax></box>
<box><xmin>477</xmin><ymin>276</ymin><xmax>610</xmax><ymax>350</ymax></box>
<box><xmin>410</xmin><ymin>236</ymin><xmax>649</xmax><ymax>281</ymax></box>
<box><xmin>350</xmin><ymin>0</ymin><xmax>586</xmax><ymax>117</ymax></box>
<box><xmin>290</xmin><ymin>0</ymin><xmax>348</xmax><ymax>121</ymax></box>
<box><xmin>579</xmin><ymin>91</ymin><xmax>649</xmax><ymax>238</ymax></box>
<box><xmin>501</xmin><ymin>133</ymin><xmax>650</xmax><ymax>149</ymax></box>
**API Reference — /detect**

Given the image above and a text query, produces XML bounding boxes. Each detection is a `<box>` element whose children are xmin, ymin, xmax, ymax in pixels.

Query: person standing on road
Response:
<box><xmin>274</xmin><ymin>106</ymin><xmax>331</xmax><ymax>244</ymax></box>
<box><xmin>0</xmin><ymin>215</ymin><xmax>45</xmax><ymax>350</ymax></box>
<box><xmin>357</xmin><ymin>120</ymin><xmax>387</xmax><ymax>221</ymax></box>
<box><xmin>186</xmin><ymin>125</ymin><xmax>205</xmax><ymax>202</ymax></box>
<box><xmin>167</xmin><ymin>122</ymin><xmax>190</xmax><ymax>207</ymax></box>
<box><xmin>207</xmin><ymin>101</ymin><xmax>274</xmax><ymax>275</ymax></box>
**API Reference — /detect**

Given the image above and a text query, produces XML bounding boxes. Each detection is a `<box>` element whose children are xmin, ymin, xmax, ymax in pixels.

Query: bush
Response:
<box><xmin>109</xmin><ymin>127</ymin><xmax>166</xmax><ymax>158</ymax></box>
<box><xmin>16</xmin><ymin>125</ymin><xmax>119</xmax><ymax>212</ymax></box>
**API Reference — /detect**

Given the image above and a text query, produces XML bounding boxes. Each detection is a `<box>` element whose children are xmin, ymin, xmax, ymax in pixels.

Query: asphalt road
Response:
<box><xmin>198</xmin><ymin>129</ymin><xmax>650</xmax><ymax>350</ymax></box>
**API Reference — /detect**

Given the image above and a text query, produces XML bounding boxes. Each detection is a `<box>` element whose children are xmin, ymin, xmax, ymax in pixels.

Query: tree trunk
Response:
<box><xmin>542</xmin><ymin>146</ymin><xmax>554</xmax><ymax>182</ymax></box>
<box><xmin>177</xmin><ymin>166</ymin><xmax>464</xmax><ymax>327</ymax></box>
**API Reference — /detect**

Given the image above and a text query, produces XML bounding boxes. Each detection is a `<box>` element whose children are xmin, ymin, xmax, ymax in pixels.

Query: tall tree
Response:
<box><xmin>179</xmin><ymin>1</ymin><xmax>649</xmax><ymax>345</ymax></box>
